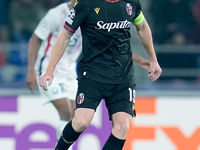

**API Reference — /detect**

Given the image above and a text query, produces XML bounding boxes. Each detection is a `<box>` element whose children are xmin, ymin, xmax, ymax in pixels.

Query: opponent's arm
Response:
<box><xmin>39</xmin><ymin>28</ymin><xmax>73</xmax><ymax>90</ymax></box>
<box><xmin>132</xmin><ymin>53</ymin><xmax>150</xmax><ymax>71</ymax></box>
<box><xmin>26</xmin><ymin>33</ymin><xmax>41</xmax><ymax>92</ymax></box>
<box><xmin>133</xmin><ymin>13</ymin><xmax>162</xmax><ymax>81</ymax></box>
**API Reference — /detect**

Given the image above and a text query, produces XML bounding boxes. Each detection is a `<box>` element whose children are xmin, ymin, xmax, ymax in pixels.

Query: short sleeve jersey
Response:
<box><xmin>65</xmin><ymin>0</ymin><xmax>142</xmax><ymax>84</ymax></box>
<box><xmin>34</xmin><ymin>3</ymin><xmax>82</xmax><ymax>79</ymax></box>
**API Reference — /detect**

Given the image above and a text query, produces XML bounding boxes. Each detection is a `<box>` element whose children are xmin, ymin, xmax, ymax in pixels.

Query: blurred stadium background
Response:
<box><xmin>0</xmin><ymin>0</ymin><xmax>200</xmax><ymax>150</ymax></box>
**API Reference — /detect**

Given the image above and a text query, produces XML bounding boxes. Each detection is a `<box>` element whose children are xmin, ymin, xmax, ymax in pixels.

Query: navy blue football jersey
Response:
<box><xmin>65</xmin><ymin>0</ymin><xmax>142</xmax><ymax>84</ymax></box>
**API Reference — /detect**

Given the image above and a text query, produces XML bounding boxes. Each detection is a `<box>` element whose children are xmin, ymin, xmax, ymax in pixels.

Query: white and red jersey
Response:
<box><xmin>34</xmin><ymin>2</ymin><xmax>82</xmax><ymax>79</ymax></box>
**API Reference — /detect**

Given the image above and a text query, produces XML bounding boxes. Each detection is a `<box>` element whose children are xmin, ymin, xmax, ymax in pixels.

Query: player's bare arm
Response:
<box><xmin>134</xmin><ymin>15</ymin><xmax>162</xmax><ymax>81</ymax></box>
<box><xmin>39</xmin><ymin>29</ymin><xmax>73</xmax><ymax>91</ymax></box>
<box><xmin>26</xmin><ymin>33</ymin><xmax>42</xmax><ymax>92</ymax></box>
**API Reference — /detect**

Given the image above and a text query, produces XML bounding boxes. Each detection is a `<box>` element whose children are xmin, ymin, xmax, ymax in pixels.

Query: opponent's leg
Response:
<box><xmin>55</xmin><ymin>108</ymin><xmax>95</xmax><ymax>150</ymax></box>
<box><xmin>52</xmin><ymin>98</ymin><xmax>75</xmax><ymax>139</ymax></box>
<box><xmin>102</xmin><ymin>112</ymin><xmax>132</xmax><ymax>150</ymax></box>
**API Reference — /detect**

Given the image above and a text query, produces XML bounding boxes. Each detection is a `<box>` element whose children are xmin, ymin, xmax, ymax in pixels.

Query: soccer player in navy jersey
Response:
<box><xmin>39</xmin><ymin>0</ymin><xmax>162</xmax><ymax>149</ymax></box>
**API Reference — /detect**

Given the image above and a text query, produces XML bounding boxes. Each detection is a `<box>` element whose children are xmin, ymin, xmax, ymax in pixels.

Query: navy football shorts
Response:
<box><xmin>75</xmin><ymin>78</ymin><xmax>136</xmax><ymax>120</ymax></box>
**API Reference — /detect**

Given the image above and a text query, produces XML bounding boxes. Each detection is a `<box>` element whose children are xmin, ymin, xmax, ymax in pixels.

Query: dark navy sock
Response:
<box><xmin>102</xmin><ymin>133</ymin><xmax>125</xmax><ymax>150</ymax></box>
<box><xmin>54</xmin><ymin>121</ymin><xmax>82</xmax><ymax>150</ymax></box>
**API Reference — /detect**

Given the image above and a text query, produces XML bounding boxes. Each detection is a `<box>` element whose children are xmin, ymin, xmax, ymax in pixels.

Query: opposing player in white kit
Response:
<box><xmin>26</xmin><ymin>0</ymin><xmax>82</xmax><ymax>139</ymax></box>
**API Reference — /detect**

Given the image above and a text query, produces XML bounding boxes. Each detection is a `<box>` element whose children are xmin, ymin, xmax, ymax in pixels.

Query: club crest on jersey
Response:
<box><xmin>126</xmin><ymin>3</ymin><xmax>132</xmax><ymax>15</ymax></box>
<box><xmin>77</xmin><ymin>93</ymin><xmax>84</xmax><ymax>104</ymax></box>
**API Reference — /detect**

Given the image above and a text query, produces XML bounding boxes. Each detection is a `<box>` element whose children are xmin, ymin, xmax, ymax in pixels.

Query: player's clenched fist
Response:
<box><xmin>39</xmin><ymin>71</ymin><xmax>54</xmax><ymax>91</ymax></box>
<box><xmin>148</xmin><ymin>61</ymin><xmax>162</xmax><ymax>81</ymax></box>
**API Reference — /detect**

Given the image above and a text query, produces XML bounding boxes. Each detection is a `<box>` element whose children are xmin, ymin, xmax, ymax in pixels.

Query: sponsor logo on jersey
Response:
<box><xmin>95</xmin><ymin>20</ymin><xmax>130</xmax><ymax>32</ymax></box>
<box><xmin>66</xmin><ymin>8</ymin><xmax>76</xmax><ymax>25</ymax></box>
<box><xmin>77</xmin><ymin>93</ymin><xmax>84</xmax><ymax>104</ymax></box>
<box><xmin>94</xmin><ymin>7</ymin><xmax>100</xmax><ymax>14</ymax></box>
<box><xmin>74</xmin><ymin>0</ymin><xmax>78</xmax><ymax>7</ymax></box>
<box><xmin>126</xmin><ymin>3</ymin><xmax>132</xmax><ymax>15</ymax></box>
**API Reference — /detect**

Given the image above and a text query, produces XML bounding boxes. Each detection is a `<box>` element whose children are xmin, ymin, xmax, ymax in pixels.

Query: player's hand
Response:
<box><xmin>148</xmin><ymin>61</ymin><xmax>162</xmax><ymax>81</ymax></box>
<box><xmin>26</xmin><ymin>71</ymin><xmax>37</xmax><ymax>93</ymax></box>
<box><xmin>39</xmin><ymin>71</ymin><xmax>54</xmax><ymax>91</ymax></box>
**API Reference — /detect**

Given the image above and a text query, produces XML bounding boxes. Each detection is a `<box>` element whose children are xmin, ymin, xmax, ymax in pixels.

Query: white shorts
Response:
<box><xmin>38</xmin><ymin>77</ymin><xmax>78</xmax><ymax>103</ymax></box>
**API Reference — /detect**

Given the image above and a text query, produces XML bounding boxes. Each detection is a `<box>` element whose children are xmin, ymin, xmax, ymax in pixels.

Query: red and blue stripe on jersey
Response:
<box><xmin>39</xmin><ymin>34</ymin><xmax>52</xmax><ymax>75</ymax></box>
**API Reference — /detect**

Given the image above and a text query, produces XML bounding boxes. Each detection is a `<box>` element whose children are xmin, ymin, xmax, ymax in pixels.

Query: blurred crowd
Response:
<box><xmin>149</xmin><ymin>0</ymin><xmax>200</xmax><ymax>45</ymax></box>
<box><xmin>0</xmin><ymin>0</ymin><xmax>200</xmax><ymax>86</ymax></box>
<box><xmin>0</xmin><ymin>0</ymin><xmax>66</xmax><ymax>85</ymax></box>
<box><xmin>0</xmin><ymin>0</ymin><xmax>66</xmax><ymax>43</ymax></box>
<box><xmin>0</xmin><ymin>0</ymin><xmax>199</xmax><ymax>44</ymax></box>
<box><xmin>0</xmin><ymin>0</ymin><xmax>199</xmax><ymax>45</ymax></box>
<box><xmin>0</xmin><ymin>0</ymin><xmax>200</xmax><ymax>44</ymax></box>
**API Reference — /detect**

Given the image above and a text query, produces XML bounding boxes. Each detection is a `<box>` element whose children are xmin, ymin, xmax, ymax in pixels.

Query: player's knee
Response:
<box><xmin>73</xmin><ymin>117</ymin><xmax>90</xmax><ymax>131</ymax></box>
<box><xmin>113</xmin><ymin>122</ymin><xmax>130</xmax><ymax>135</ymax></box>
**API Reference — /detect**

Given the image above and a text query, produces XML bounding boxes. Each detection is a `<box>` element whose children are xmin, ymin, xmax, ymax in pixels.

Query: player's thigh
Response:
<box><xmin>112</xmin><ymin>112</ymin><xmax>132</xmax><ymax>127</ymax></box>
<box><xmin>52</xmin><ymin>98</ymin><xmax>73</xmax><ymax>112</ymax></box>
<box><xmin>70</xmin><ymin>100</ymin><xmax>76</xmax><ymax>110</ymax></box>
